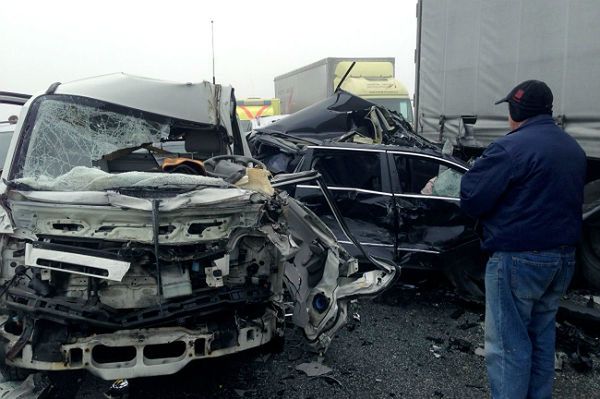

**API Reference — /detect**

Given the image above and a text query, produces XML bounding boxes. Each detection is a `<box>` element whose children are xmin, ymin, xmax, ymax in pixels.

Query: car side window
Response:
<box><xmin>311</xmin><ymin>150</ymin><xmax>382</xmax><ymax>191</ymax></box>
<box><xmin>394</xmin><ymin>155</ymin><xmax>464</xmax><ymax>198</ymax></box>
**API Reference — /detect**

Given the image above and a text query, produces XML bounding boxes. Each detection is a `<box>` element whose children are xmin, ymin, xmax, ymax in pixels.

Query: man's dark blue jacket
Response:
<box><xmin>460</xmin><ymin>114</ymin><xmax>587</xmax><ymax>252</ymax></box>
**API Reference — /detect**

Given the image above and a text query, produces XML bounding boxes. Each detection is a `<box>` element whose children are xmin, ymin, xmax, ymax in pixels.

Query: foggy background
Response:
<box><xmin>0</xmin><ymin>0</ymin><xmax>417</xmax><ymax>120</ymax></box>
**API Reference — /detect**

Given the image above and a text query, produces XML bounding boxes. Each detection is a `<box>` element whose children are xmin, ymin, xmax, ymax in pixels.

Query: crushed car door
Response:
<box><xmin>387</xmin><ymin>150</ymin><xmax>481</xmax><ymax>271</ymax></box>
<box><xmin>294</xmin><ymin>146</ymin><xmax>397</xmax><ymax>262</ymax></box>
<box><xmin>272</xmin><ymin>170</ymin><xmax>397</xmax><ymax>351</ymax></box>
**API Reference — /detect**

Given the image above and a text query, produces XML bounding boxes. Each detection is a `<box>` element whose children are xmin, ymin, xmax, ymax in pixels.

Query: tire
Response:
<box><xmin>442</xmin><ymin>243</ymin><xmax>486</xmax><ymax>301</ymax></box>
<box><xmin>579</xmin><ymin>227</ymin><xmax>600</xmax><ymax>290</ymax></box>
<box><xmin>444</xmin><ymin>260</ymin><xmax>485</xmax><ymax>301</ymax></box>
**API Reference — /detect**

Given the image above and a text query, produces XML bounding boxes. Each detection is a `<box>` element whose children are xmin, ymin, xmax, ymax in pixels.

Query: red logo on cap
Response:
<box><xmin>513</xmin><ymin>89</ymin><xmax>525</xmax><ymax>102</ymax></box>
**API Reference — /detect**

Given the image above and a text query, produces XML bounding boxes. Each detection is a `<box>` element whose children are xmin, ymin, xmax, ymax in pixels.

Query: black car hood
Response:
<box><xmin>256</xmin><ymin>90</ymin><xmax>401</xmax><ymax>139</ymax></box>
<box><xmin>248</xmin><ymin>91</ymin><xmax>444</xmax><ymax>174</ymax></box>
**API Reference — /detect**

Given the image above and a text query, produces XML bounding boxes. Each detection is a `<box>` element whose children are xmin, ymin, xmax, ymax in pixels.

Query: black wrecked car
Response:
<box><xmin>248</xmin><ymin>91</ymin><xmax>486</xmax><ymax>298</ymax></box>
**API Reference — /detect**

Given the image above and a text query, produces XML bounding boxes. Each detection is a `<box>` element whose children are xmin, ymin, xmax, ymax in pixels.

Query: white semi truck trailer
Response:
<box><xmin>414</xmin><ymin>0</ymin><xmax>600</xmax><ymax>288</ymax></box>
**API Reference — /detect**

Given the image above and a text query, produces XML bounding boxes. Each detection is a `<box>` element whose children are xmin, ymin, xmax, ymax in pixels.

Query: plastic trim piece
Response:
<box><xmin>24</xmin><ymin>243</ymin><xmax>130</xmax><ymax>282</ymax></box>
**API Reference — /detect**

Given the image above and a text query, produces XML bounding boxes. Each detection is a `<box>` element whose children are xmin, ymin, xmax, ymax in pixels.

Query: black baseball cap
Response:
<box><xmin>495</xmin><ymin>80</ymin><xmax>553</xmax><ymax>122</ymax></box>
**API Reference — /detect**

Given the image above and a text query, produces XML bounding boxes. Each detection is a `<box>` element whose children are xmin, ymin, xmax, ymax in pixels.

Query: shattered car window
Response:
<box><xmin>13</xmin><ymin>96</ymin><xmax>169</xmax><ymax>180</ymax></box>
<box><xmin>395</xmin><ymin>155</ymin><xmax>464</xmax><ymax>198</ymax></box>
<box><xmin>431</xmin><ymin>168</ymin><xmax>463</xmax><ymax>198</ymax></box>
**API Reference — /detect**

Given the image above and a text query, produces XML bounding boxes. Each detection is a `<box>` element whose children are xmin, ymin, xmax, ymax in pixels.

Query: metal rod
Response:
<box><xmin>152</xmin><ymin>199</ymin><xmax>163</xmax><ymax>301</ymax></box>
<box><xmin>334</xmin><ymin>61</ymin><xmax>356</xmax><ymax>93</ymax></box>
<box><xmin>211</xmin><ymin>20</ymin><xmax>216</xmax><ymax>84</ymax></box>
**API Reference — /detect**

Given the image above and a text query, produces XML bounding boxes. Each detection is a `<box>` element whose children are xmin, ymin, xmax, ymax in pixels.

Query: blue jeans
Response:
<box><xmin>485</xmin><ymin>248</ymin><xmax>575</xmax><ymax>399</ymax></box>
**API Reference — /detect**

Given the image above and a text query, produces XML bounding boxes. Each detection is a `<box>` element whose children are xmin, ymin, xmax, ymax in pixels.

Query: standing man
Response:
<box><xmin>460</xmin><ymin>80</ymin><xmax>586</xmax><ymax>399</ymax></box>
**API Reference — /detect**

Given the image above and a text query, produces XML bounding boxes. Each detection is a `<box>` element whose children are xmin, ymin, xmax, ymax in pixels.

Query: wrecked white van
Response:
<box><xmin>0</xmin><ymin>74</ymin><xmax>395</xmax><ymax>380</ymax></box>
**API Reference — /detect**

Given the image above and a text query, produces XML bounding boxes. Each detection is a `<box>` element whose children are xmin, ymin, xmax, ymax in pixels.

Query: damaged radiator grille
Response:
<box><xmin>6</xmin><ymin>285</ymin><xmax>271</xmax><ymax>330</ymax></box>
<box><xmin>35</xmin><ymin>259</ymin><xmax>110</xmax><ymax>278</ymax></box>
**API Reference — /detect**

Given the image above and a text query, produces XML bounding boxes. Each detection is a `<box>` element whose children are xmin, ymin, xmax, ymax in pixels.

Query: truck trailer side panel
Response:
<box><xmin>415</xmin><ymin>0</ymin><xmax>600</xmax><ymax>158</ymax></box>
<box><xmin>275</xmin><ymin>57</ymin><xmax>401</xmax><ymax>115</ymax></box>
<box><xmin>275</xmin><ymin>59</ymin><xmax>330</xmax><ymax>114</ymax></box>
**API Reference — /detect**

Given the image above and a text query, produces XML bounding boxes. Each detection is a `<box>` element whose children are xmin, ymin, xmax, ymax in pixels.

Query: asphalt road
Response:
<box><xmin>70</xmin><ymin>281</ymin><xmax>600</xmax><ymax>399</ymax></box>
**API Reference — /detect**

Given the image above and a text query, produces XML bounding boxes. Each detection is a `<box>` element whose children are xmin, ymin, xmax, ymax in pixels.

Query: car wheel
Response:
<box><xmin>579</xmin><ymin>227</ymin><xmax>600</xmax><ymax>290</ymax></box>
<box><xmin>444</xmin><ymin>258</ymin><xmax>485</xmax><ymax>301</ymax></box>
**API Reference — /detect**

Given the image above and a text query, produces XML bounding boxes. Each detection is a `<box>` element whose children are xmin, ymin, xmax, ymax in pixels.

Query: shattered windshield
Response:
<box><xmin>12</xmin><ymin>95</ymin><xmax>170</xmax><ymax>180</ymax></box>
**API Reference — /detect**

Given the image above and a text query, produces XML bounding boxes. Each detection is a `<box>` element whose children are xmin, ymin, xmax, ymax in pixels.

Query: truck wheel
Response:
<box><xmin>579</xmin><ymin>227</ymin><xmax>600</xmax><ymax>290</ymax></box>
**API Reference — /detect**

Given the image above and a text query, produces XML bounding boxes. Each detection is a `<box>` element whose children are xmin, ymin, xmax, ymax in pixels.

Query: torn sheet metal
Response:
<box><xmin>14</xmin><ymin>166</ymin><xmax>226</xmax><ymax>191</ymax></box>
<box><xmin>256</xmin><ymin>90</ymin><xmax>413</xmax><ymax>141</ymax></box>
<box><xmin>248</xmin><ymin>90</ymin><xmax>435</xmax><ymax>175</ymax></box>
<box><xmin>283</xmin><ymin>179</ymin><xmax>397</xmax><ymax>351</ymax></box>
<box><xmin>295</xmin><ymin>361</ymin><xmax>332</xmax><ymax>377</ymax></box>
<box><xmin>12</xmin><ymin>185</ymin><xmax>254</xmax><ymax>211</ymax></box>
<box><xmin>54</xmin><ymin>73</ymin><xmax>228</xmax><ymax>128</ymax></box>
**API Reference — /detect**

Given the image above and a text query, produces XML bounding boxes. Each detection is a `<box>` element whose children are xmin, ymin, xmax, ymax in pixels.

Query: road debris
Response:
<box><xmin>426</xmin><ymin>336</ymin><xmax>445</xmax><ymax>345</ymax></box>
<box><xmin>0</xmin><ymin>373</ymin><xmax>51</xmax><ymax>399</ymax></box>
<box><xmin>448</xmin><ymin>337</ymin><xmax>474</xmax><ymax>354</ymax></box>
<box><xmin>457</xmin><ymin>321</ymin><xmax>479</xmax><ymax>330</ymax></box>
<box><xmin>569</xmin><ymin>351</ymin><xmax>594</xmax><ymax>373</ymax></box>
<box><xmin>234</xmin><ymin>388</ymin><xmax>256</xmax><ymax>398</ymax></box>
<box><xmin>295</xmin><ymin>362</ymin><xmax>332</xmax><ymax>377</ymax></box>
<box><xmin>556</xmin><ymin>319</ymin><xmax>600</xmax><ymax>373</ymax></box>
<box><xmin>103</xmin><ymin>379</ymin><xmax>129</xmax><ymax>399</ymax></box>
<box><xmin>555</xmin><ymin>352</ymin><xmax>568</xmax><ymax>371</ymax></box>
<box><xmin>63</xmin><ymin>289</ymin><xmax>600</xmax><ymax>398</ymax></box>
<box><xmin>312</xmin><ymin>375</ymin><xmax>344</xmax><ymax>388</ymax></box>
<box><xmin>450</xmin><ymin>309</ymin><xmax>466</xmax><ymax>320</ymax></box>
<box><xmin>430</xmin><ymin>345</ymin><xmax>443</xmax><ymax>359</ymax></box>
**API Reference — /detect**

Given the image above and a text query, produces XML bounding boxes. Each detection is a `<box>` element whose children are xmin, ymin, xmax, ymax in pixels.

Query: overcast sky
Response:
<box><xmin>0</xmin><ymin>0</ymin><xmax>417</xmax><ymax>120</ymax></box>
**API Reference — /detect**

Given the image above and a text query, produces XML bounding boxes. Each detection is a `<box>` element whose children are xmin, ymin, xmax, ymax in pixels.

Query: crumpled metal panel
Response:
<box><xmin>54</xmin><ymin>73</ymin><xmax>221</xmax><ymax>126</ymax></box>
<box><xmin>283</xmin><ymin>197</ymin><xmax>396</xmax><ymax>352</ymax></box>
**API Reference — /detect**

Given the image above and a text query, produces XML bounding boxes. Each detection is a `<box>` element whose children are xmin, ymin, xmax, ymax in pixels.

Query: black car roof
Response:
<box><xmin>305</xmin><ymin>141</ymin><xmax>469</xmax><ymax>168</ymax></box>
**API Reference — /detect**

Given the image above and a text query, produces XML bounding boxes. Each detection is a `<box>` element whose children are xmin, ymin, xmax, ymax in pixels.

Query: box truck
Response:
<box><xmin>274</xmin><ymin>57</ymin><xmax>413</xmax><ymax>123</ymax></box>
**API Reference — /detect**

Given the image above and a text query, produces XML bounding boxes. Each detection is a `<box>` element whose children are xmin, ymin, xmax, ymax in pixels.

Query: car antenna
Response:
<box><xmin>334</xmin><ymin>61</ymin><xmax>356</xmax><ymax>93</ymax></box>
<box><xmin>211</xmin><ymin>20</ymin><xmax>216</xmax><ymax>84</ymax></box>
